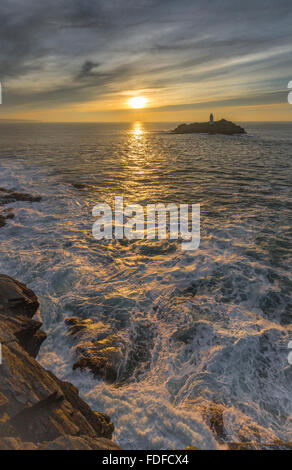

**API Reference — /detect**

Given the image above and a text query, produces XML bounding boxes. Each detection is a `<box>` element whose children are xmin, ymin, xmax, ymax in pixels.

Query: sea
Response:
<box><xmin>0</xmin><ymin>121</ymin><xmax>291</xmax><ymax>449</ymax></box>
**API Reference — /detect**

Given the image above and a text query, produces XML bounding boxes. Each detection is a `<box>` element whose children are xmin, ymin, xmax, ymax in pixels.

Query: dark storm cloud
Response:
<box><xmin>78</xmin><ymin>61</ymin><xmax>101</xmax><ymax>78</ymax></box>
<box><xmin>0</xmin><ymin>0</ymin><xmax>291</xmax><ymax>112</ymax></box>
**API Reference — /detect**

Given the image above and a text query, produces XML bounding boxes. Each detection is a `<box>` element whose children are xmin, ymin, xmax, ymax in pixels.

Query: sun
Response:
<box><xmin>128</xmin><ymin>96</ymin><xmax>147</xmax><ymax>109</ymax></box>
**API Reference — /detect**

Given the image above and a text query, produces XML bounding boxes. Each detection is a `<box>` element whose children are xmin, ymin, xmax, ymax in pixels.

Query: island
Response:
<box><xmin>172</xmin><ymin>118</ymin><xmax>246</xmax><ymax>135</ymax></box>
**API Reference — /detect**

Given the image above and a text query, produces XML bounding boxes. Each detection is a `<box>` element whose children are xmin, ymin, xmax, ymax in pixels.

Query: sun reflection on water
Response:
<box><xmin>132</xmin><ymin>121</ymin><xmax>144</xmax><ymax>138</ymax></box>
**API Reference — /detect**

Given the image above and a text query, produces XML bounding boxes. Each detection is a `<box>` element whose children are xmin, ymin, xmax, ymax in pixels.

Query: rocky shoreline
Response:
<box><xmin>172</xmin><ymin>119</ymin><xmax>246</xmax><ymax>135</ymax></box>
<box><xmin>0</xmin><ymin>274</ymin><xmax>120</xmax><ymax>450</ymax></box>
<box><xmin>1</xmin><ymin>273</ymin><xmax>292</xmax><ymax>451</ymax></box>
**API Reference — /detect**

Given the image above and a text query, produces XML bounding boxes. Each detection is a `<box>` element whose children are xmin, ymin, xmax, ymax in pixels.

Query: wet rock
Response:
<box><xmin>0</xmin><ymin>187</ymin><xmax>40</xmax><ymax>230</ymax></box>
<box><xmin>65</xmin><ymin>316</ymin><xmax>110</xmax><ymax>337</ymax></box>
<box><xmin>199</xmin><ymin>400</ymin><xmax>283</xmax><ymax>448</ymax></box>
<box><xmin>0</xmin><ymin>275</ymin><xmax>118</xmax><ymax>449</ymax></box>
<box><xmin>73</xmin><ymin>354</ymin><xmax>119</xmax><ymax>383</ymax></box>
<box><xmin>0</xmin><ymin>187</ymin><xmax>41</xmax><ymax>206</ymax></box>
<box><xmin>65</xmin><ymin>317</ymin><xmax>122</xmax><ymax>383</ymax></box>
<box><xmin>66</xmin><ymin>316</ymin><xmax>156</xmax><ymax>384</ymax></box>
<box><xmin>172</xmin><ymin>119</ymin><xmax>246</xmax><ymax>135</ymax></box>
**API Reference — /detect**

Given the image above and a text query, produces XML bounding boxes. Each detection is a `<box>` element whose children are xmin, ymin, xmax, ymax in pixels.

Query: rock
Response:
<box><xmin>0</xmin><ymin>339</ymin><xmax>115</xmax><ymax>444</ymax></box>
<box><xmin>0</xmin><ymin>187</ymin><xmax>41</xmax><ymax>230</ymax></box>
<box><xmin>40</xmin><ymin>435</ymin><xmax>121</xmax><ymax>450</ymax></box>
<box><xmin>14</xmin><ymin>322</ymin><xmax>47</xmax><ymax>358</ymax></box>
<box><xmin>199</xmin><ymin>400</ymin><xmax>286</xmax><ymax>449</ymax></box>
<box><xmin>227</xmin><ymin>441</ymin><xmax>292</xmax><ymax>450</ymax></box>
<box><xmin>0</xmin><ymin>274</ymin><xmax>44</xmax><ymax>358</ymax></box>
<box><xmin>172</xmin><ymin>119</ymin><xmax>246</xmax><ymax>135</ymax></box>
<box><xmin>0</xmin><ymin>274</ymin><xmax>39</xmax><ymax>318</ymax></box>
<box><xmin>0</xmin><ymin>187</ymin><xmax>41</xmax><ymax>206</ymax></box>
<box><xmin>0</xmin><ymin>437</ymin><xmax>38</xmax><ymax>450</ymax></box>
<box><xmin>65</xmin><ymin>316</ymin><xmax>155</xmax><ymax>384</ymax></box>
<box><xmin>65</xmin><ymin>317</ymin><xmax>122</xmax><ymax>383</ymax></box>
<box><xmin>0</xmin><ymin>392</ymin><xmax>8</xmax><ymax>409</ymax></box>
<box><xmin>0</xmin><ymin>435</ymin><xmax>122</xmax><ymax>450</ymax></box>
<box><xmin>0</xmin><ymin>275</ymin><xmax>118</xmax><ymax>450</ymax></box>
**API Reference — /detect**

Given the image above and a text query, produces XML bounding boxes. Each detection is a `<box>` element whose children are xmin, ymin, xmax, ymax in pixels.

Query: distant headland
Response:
<box><xmin>172</xmin><ymin>117</ymin><xmax>246</xmax><ymax>135</ymax></box>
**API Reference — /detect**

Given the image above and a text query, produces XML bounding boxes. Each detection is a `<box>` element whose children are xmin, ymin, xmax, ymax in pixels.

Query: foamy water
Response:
<box><xmin>0</xmin><ymin>122</ymin><xmax>291</xmax><ymax>449</ymax></box>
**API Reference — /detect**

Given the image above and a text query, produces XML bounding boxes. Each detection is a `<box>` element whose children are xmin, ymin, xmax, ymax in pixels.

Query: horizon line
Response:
<box><xmin>0</xmin><ymin>119</ymin><xmax>292</xmax><ymax>124</ymax></box>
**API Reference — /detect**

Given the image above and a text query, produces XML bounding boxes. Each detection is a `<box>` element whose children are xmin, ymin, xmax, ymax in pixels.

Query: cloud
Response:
<box><xmin>146</xmin><ymin>91</ymin><xmax>288</xmax><ymax>113</ymax></box>
<box><xmin>0</xmin><ymin>0</ymin><xmax>291</xmax><ymax>117</ymax></box>
<box><xmin>78</xmin><ymin>61</ymin><xmax>101</xmax><ymax>78</ymax></box>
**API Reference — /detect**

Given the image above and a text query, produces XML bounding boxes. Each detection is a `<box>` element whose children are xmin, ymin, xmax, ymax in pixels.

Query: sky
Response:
<box><xmin>0</xmin><ymin>0</ymin><xmax>292</xmax><ymax>122</ymax></box>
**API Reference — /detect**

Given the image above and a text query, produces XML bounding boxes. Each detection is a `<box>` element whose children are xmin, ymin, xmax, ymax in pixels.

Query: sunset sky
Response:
<box><xmin>1</xmin><ymin>0</ymin><xmax>292</xmax><ymax>122</ymax></box>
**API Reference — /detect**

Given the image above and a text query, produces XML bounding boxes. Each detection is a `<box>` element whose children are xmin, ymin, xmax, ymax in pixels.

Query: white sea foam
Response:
<box><xmin>0</xmin><ymin>122</ymin><xmax>291</xmax><ymax>448</ymax></box>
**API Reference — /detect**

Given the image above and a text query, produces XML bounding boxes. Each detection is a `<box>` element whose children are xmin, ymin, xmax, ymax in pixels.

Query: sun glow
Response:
<box><xmin>128</xmin><ymin>96</ymin><xmax>147</xmax><ymax>109</ymax></box>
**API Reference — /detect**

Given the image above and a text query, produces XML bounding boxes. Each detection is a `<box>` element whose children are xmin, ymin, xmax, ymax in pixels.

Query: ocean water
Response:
<box><xmin>0</xmin><ymin>121</ymin><xmax>291</xmax><ymax>449</ymax></box>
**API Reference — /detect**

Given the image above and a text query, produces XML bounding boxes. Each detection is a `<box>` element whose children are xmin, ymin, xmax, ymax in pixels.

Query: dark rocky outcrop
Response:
<box><xmin>0</xmin><ymin>187</ymin><xmax>41</xmax><ymax>206</ymax></box>
<box><xmin>65</xmin><ymin>317</ymin><xmax>122</xmax><ymax>383</ymax></box>
<box><xmin>65</xmin><ymin>316</ymin><xmax>156</xmax><ymax>385</ymax></box>
<box><xmin>0</xmin><ymin>274</ymin><xmax>40</xmax><ymax>318</ymax></box>
<box><xmin>0</xmin><ymin>187</ymin><xmax>41</xmax><ymax>229</ymax></box>
<box><xmin>172</xmin><ymin>119</ymin><xmax>246</xmax><ymax>135</ymax></box>
<box><xmin>0</xmin><ymin>275</ymin><xmax>120</xmax><ymax>450</ymax></box>
<box><xmin>198</xmin><ymin>400</ymin><xmax>292</xmax><ymax>450</ymax></box>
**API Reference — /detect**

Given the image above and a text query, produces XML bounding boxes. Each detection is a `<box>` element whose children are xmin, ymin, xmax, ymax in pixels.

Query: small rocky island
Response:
<box><xmin>172</xmin><ymin>118</ymin><xmax>246</xmax><ymax>135</ymax></box>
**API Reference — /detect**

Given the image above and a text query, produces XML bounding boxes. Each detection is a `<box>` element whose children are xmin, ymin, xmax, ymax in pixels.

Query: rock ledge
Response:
<box><xmin>0</xmin><ymin>274</ymin><xmax>120</xmax><ymax>450</ymax></box>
